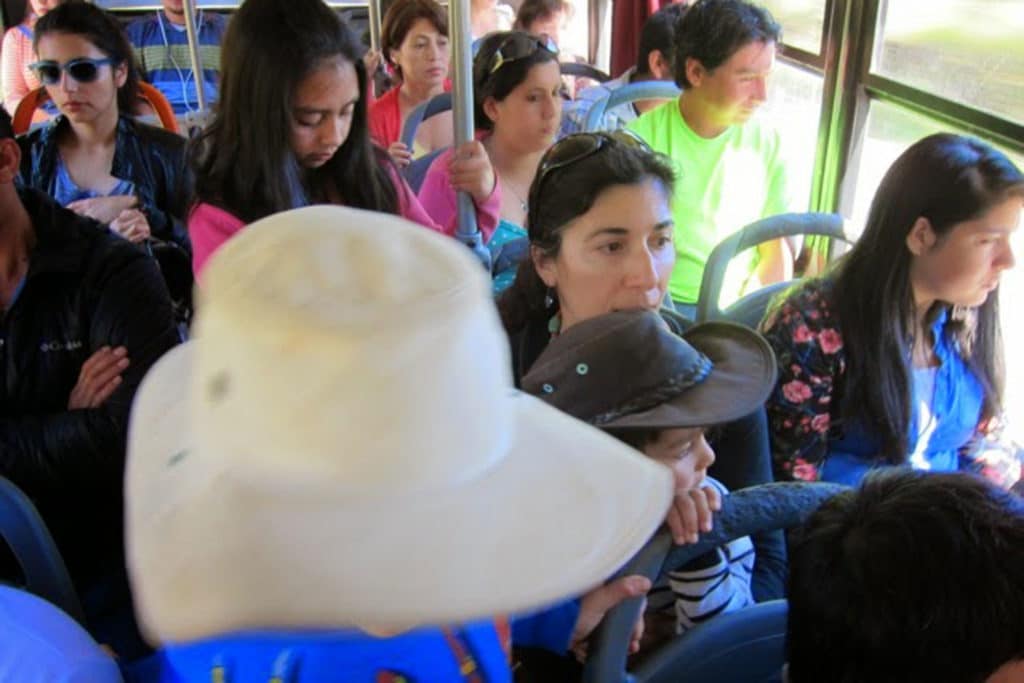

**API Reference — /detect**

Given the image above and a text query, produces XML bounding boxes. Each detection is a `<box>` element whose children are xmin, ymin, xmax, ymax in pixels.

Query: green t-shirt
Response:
<box><xmin>628</xmin><ymin>100</ymin><xmax>794</xmax><ymax>305</ymax></box>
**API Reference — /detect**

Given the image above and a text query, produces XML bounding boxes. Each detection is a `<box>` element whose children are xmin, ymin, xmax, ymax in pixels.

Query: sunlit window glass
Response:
<box><xmin>759</xmin><ymin>0</ymin><xmax>826</xmax><ymax>55</ymax></box>
<box><xmin>873</xmin><ymin>0</ymin><xmax>1024</xmax><ymax>123</ymax></box>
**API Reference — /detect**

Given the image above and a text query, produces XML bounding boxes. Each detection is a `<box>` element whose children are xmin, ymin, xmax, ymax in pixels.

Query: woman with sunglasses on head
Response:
<box><xmin>498</xmin><ymin>131</ymin><xmax>788</xmax><ymax>603</ymax></box>
<box><xmin>16</xmin><ymin>1</ymin><xmax>189</xmax><ymax>255</ymax></box>
<box><xmin>762</xmin><ymin>134</ymin><xmax>1023</xmax><ymax>488</ymax></box>
<box><xmin>369</xmin><ymin>0</ymin><xmax>453</xmax><ymax>168</ymax></box>
<box><xmin>418</xmin><ymin>30</ymin><xmax>562</xmax><ymax>292</ymax></box>
<box><xmin>189</xmin><ymin>0</ymin><xmax>499</xmax><ymax>279</ymax></box>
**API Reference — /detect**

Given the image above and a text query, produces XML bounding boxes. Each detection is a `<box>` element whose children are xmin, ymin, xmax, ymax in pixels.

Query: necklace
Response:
<box><xmin>501</xmin><ymin>175</ymin><xmax>529</xmax><ymax>213</ymax></box>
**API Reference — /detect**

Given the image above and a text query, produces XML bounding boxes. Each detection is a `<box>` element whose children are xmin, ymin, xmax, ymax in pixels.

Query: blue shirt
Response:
<box><xmin>124</xmin><ymin>11</ymin><xmax>227</xmax><ymax>115</ymax></box>
<box><xmin>821</xmin><ymin>309</ymin><xmax>985</xmax><ymax>485</ymax></box>
<box><xmin>124</xmin><ymin>623</ymin><xmax>512</xmax><ymax>683</ymax></box>
<box><xmin>52</xmin><ymin>156</ymin><xmax>135</xmax><ymax>208</ymax></box>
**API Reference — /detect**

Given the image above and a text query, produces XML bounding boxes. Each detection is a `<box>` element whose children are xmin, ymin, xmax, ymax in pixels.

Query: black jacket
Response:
<box><xmin>0</xmin><ymin>188</ymin><xmax>180</xmax><ymax>590</ymax></box>
<box><xmin>17</xmin><ymin>115</ymin><xmax>192</xmax><ymax>257</ymax></box>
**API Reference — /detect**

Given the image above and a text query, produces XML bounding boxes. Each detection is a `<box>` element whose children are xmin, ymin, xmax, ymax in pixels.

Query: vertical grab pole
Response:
<box><xmin>181</xmin><ymin>0</ymin><xmax>208</xmax><ymax>113</ymax></box>
<box><xmin>368</xmin><ymin>0</ymin><xmax>382</xmax><ymax>53</ymax></box>
<box><xmin>449</xmin><ymin>0</ymin><xmax>492</xmax><ymax>270</ymax></box>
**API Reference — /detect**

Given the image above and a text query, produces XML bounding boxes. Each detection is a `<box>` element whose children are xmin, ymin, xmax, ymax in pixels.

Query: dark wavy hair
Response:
<box><xmin>497</xmin><ymin>135</ymin><xmax>676</xmax><ymax>334</ymax></box>
<box><xmin>472</xmin><ymin>31</ymin><xmax>560</xmax><ymax>131</ymax></box>
<box><xmin>513</xmin><ymin>0</ymin><xmax>570</xmax><ymax>33</ymax></box>
<box><xmin>788</xmin><ymin>469</ymin><xmax>1024</xmax><ymax>682</ymax></box>
<box><xmin>827</xmin><ymin>133</ymin><xmax>1023</xmax><ymax>463</ymax></box>
<box><xmin>672</xmin><ymin>0</ymin><xmax>780</xmax><ymax>88</ymax></box>
<box><xmin>33</xmin><ymin>0</ymin><xmax>141</xmax><ymax>115</ymax></box>
<box><xmin>191</xmin><ymin>0</ymin><xmax>398</xmax><ymax>223</ymax></box>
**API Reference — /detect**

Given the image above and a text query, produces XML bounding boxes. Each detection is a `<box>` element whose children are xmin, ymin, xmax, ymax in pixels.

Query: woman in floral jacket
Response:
<box><xmin>761</xmin><ymin>133</ymin><xmax>1023</xmax><ymax>487</ymax></box>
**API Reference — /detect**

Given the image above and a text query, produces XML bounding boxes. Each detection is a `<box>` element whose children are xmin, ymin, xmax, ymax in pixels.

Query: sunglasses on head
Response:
<box><xmin>530</xmin><ymin>130</ymin><xmax>651</xmax><ymax>209</ymax></box>
<box><xmin>484</xmin><ymin>33</ymin><xmax>558</xmax><ymax>80</ymax></box>
<box><xmin>29</xmin><ymin>57</ymin><xmax>116</xmax><ymax>85</ymax></box>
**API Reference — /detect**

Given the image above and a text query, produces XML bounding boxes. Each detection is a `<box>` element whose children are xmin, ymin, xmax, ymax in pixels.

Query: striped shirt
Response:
<box><xmin>648</xmin><ymin>477</ymin><xmax>755</xmax><ymax>634</ymax></box>
<box><xmin>124</xmin><ymin>11</ymin><xmax>227</xmax><ymax>115</ymax></box>
<box><xmin>1</xmin><ymin>20</ymin><xmax>41</xmax><ymax>115</ymax></box>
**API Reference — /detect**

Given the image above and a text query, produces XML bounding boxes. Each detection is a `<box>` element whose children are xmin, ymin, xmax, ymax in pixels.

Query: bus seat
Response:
<box><xmin>404</xmin><ymin>145</ymin><xmax>447</xmax><ymax>194</ymax></box>
<box><xmin>583</xmin><ymin>80</ymin><xmax>681</xmax><ymax>132</ymax></box>
<box><xmin>0</xmin><ymin>476</ymin><xmax>85</xmax><ymax>626</ymax></box>
<box><xmin>560</xmin><ymin>61</ymin><xmax>611</xmax><ymax>83</ymax></box>
<box><xmin>0</xmin><ymin>586</ymin><xmax>122</xmax><ymax>682</ymax></box>
<box><xmin>12</xmin><ymin>82</ymin><xmax>180</xmax><ymax>135</ymax></box>
<box><xmin>399</xmin><ymin>91</ymin><xmax>453</xmax><ymax>151</ymax></box>
<box><xmin>582</xmin><ymin>481</ymin><xmax>847</xmax><ymax>683</ymax></box>
<box><xmin>634</xmin><ymin>600</ymin><xmax>788</xmax><ymax>683</ymax></box>
<box><xmin>695</xmin><ymin>212</ymin><xmax>849</xmax><ymax>328</ymax></box>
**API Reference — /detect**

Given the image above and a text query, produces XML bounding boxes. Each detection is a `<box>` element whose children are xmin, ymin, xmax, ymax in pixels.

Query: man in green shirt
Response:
<box><xmin>629</xmin><ymin>0</ymin><xmax>794</xmax><ymax>313</ymax></box>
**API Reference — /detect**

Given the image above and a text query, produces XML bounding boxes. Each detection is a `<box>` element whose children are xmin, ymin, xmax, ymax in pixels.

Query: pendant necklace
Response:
<box><xmin>501</xmin><ymin>175</ymin><xmax>529</xmax><ymax>213</ymax></box>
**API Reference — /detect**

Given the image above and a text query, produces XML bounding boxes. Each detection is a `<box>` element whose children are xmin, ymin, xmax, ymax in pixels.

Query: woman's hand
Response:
<box><xmin>66</xmin><ymin>195</ymin><xmax>137</xmax><ymax>224</ymax></box>
<box><xmin>387</xmin><ymin>141</ymin><xmax>413</xmax><ymax>169</ymax></box>
<box><xmin>666</xmin><ymin>485</ymin><xmax>722</xmax><ymax>545</ymax></box>
<box><xmin>68</xmin><ymin>346</ymin><xmax>129</xmax><ymax>409</ymax></box>
<box><xmin>109</xmin><ymin>208</ymin><xmax>152</xmax><ymax>243</ymax></box>
<box><xmin>363</xmin><ymin>48</ymin><xmax>383</xmax><ymax>76</ymax></box>
<box><xmin>570</xmin><ymin>574</ymin><xmax>650</xmax><ymax>662</ymax></box>
<box><xmin>448</xmin><ymin>140</ymin><xmax>496</xmax><ymax>205</ymax></box>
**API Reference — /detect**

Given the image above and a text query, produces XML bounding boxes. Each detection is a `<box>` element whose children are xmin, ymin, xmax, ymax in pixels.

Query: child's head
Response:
<box><xmin>193</xmin><ymin>0</ymin><xmax>397</xmax><ymax>222</ymax></box>
<box><xmin>522</xmin><ymin>310</ymin><xmax>777</xmax><ymax>489</ymax></box>
<box><xmin>608</xmin><ymin>426</ymin><xmax>715</xmax><ymax>490</ymax></box>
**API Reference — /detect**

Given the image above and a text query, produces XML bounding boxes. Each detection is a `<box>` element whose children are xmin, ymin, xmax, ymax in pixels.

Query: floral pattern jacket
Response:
<box><xmin>760</xmin><ymin>278</ymin><xmax>1018</xmax><ymax>488</ymax></box>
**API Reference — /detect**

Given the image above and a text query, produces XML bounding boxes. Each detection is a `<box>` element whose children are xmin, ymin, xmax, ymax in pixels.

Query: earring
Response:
<box><xmin>544</xmin><ymin>288</ymin><xmax>555</xmax><ymax>308</ymax></box>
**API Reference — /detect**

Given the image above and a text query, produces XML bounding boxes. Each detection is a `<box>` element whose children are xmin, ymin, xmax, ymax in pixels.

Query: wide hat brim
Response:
<box><xmin>599</xmin><ymin>321</ymin><xmax>778</xmax><ymax>430</ymax></box>
<box><xmin>126</xmin><ymin>343</ymin><xmax>673</xmax><ymax>642</ymax></box>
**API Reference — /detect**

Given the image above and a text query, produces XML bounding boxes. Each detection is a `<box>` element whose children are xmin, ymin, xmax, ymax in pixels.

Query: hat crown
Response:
<box><xmin>192</xmin><ymin>206</ymin><xmax>512</xmax><ymax>493</ymax></box>
<box><xmin>523</xmin><ymin>310</ymin><xmax>710</xmax><ymax>425</ymax></box>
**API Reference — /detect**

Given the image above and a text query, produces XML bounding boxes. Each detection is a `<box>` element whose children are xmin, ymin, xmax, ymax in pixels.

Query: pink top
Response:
<box><xmin>190</xmin><ymin>165</ymin><xmax>501</xmax><ymax>279</ymax></box>
<box><xmin>1</xmin><ymin>19</ymin><xmax>41</xmax><ymax>115</ymax></box>
<box><xmin>418</xmin><ymin>145</ymin><xmax>498</xmax><ymax>244</ymax></box>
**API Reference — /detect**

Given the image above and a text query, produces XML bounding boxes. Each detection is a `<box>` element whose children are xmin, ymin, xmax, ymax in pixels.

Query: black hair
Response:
<box><xmin>824</xmin><ymin>133</ymin><xmax>1023</xmax><ymax>464</ymax></box>
<box><xmin>33</xmin><ymin>0</ymin><xmax>141</xmax><ymax>114</ymax></box>
<box><xmin>472</xmin><ymin>31</ymin><xmax>561</xmax><ymax>131</ymax></box>
<box><xmin>634</xmin><ymin>3</ymin><xmax>689</xmax><ymax>78</ymax></box>
<box><xmin>0</xmin><ymin>107</ymin><xmax>12</xmax><ymax>140</ymax></box>
<box><xmin>497</xmin><ymin>135</ymin><xmax>676</xmax><ymax>333</ymax></box>
<box><xmin>191</xmin><ymin>0</ymin><xmax>398</xmax><ymax>223</ymax></box>
<box><xmin>672</xmin><ymin>0</ymin><xmax>780</xmax><ymax>88</ymax></box>
<box><xmin>788</xmin><ymin>469</ymin><xmax>1024</xmax><ymax>682</ymax></box>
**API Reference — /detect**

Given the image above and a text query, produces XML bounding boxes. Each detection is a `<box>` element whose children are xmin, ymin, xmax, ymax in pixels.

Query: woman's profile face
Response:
<box><xmin>534</xmin><ymin>177</ymin><xmax>676</xmax><ymax>332</ymax></box>
<box><xmin>35</xmin><ymin>32</ymin><xmax>126</xmax><ymax>125</ymax></box>
<box><xmin>289</xmin><ymin>57</ymin><xmax>359</xmax><ymax>170</ymax></box>
<box><xmin>908</xmin><ymin>196</ymin><xmax>1020</xmax><ymax>308</ymax></box>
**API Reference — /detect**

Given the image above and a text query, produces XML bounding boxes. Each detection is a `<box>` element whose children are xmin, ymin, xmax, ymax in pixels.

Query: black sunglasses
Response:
<box><xmin>483</xmin><ymin>33</ymin><xmax>559</xmax><ymax>82</ymax></box>
<box><xmin>28</xmin><ymin>57</ymin><xmax>116</xmax><ymax>86</ymax></box>
<box><xmin>529</xmin><ymin>130</ymin><xmax>652</xmax><ymax>218</ymax></box>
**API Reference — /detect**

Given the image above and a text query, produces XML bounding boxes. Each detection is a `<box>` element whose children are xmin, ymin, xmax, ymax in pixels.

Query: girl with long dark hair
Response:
<box><xmin>189</xmin><ymin>0</ymin><xmax>498</xmax><ymax>278</ymax></box>
<box><xmin>18</xmin><ymin>0</ymin><xmax>189</xmax><ymax>254</ymax></box>
<box><xmin>763</xmin><ymin>133</ymin><xmax>1023</xmax><ymax>486</ymax></box>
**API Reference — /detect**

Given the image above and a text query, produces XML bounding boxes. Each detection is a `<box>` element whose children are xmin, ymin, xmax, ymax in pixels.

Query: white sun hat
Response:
<box><xmin>125</xmin><ymin>206</ymin><xmax>673</xmax><ymax>644</ymax></box>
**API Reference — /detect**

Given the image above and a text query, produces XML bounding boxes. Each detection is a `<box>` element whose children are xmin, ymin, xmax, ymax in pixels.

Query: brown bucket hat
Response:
<box><xmin>521</xmin><ymin>310</ymin><xmax>778</xmax><ymax>430</ymax></box>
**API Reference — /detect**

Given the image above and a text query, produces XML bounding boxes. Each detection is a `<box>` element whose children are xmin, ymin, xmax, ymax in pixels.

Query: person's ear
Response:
<box><xmin>0</xmin><ymin>138</ymin><xmax>22</xmax><ymax>185</ymax></box>
<box><xmin>531</xmin><ymin>244</ymin><xmax>558</xmax><ymax>288</ymax></box>
<box><xmin>482</xmin><ymin>95</ymin><xmax>501</xmax><ymax>126</ymax></box>
<box><xmin>905</xmin><ymin>216</ymin><xmax>937</xmax><ymax>255</ymax></box>
<box><xmin>648</xmin><ymin>49</ymin><xmax>672</xmax><ymax>80</ymax></box>
<box><xmin>113</xmin><ymin>61</ymin><xmax>128</xmax><ymax>89</ymax></box>
<box><xmin>684</xmin><ymin>57</ymin><xmax>706</xmax><ymax>87</ymax></box>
